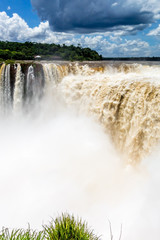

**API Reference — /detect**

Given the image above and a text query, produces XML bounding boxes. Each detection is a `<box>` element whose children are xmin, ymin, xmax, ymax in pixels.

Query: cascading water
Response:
<box><xmin>1</xmin><ymin>61</ymin><xmax>160</xmax><ymax>162</ymax></box>
<box><xmin>0</xmin><ymin>64</ymin><xmax>11</xmax><ymax>113</ymax></box>
<box><xmin>26</xmin><ymin>65</ymin><xmax>35</xmax><ymax>99</ymax></box>
<box><xmin>13</xmin><ymin>63</ymin><xmax>24</xmax><ymax>112</ymax></box>
<box><xmin>0</xmin><ymin>63</ymin><xmax>5</xmax><ymax>109</ymax></box>
<box><xmin>0</xmin><ymin>61</ymin><xmax>160</xmax><ymax>240</ymax></box>
<box><xmin>4</xmin><ymin>64</ymin><xmax>11</xmax><ymax>108</ymax></box>
<box><xmin>57</xmin><ymin>63</ymin><xmax>160</xmax><ymax>163</ymax></box>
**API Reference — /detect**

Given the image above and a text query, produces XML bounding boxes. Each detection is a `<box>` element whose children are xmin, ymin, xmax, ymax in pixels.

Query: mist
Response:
<box><xmin>0</xmin><ymin>99</ymin><xmax>159</xmax><ymax>240</ymax></box>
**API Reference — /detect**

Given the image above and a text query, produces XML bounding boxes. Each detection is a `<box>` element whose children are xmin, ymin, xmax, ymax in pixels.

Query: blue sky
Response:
<box><xmin>0</xmin><ymin>0</ymin><xmax>160</xmax><ymax>57</ymax></box>
<box><xmin>0</xmin><ymin>0</ymin><xmax>40</xmax><ymax>27</ymax></box>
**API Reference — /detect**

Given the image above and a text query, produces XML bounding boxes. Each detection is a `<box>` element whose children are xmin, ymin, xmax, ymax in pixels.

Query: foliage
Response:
<box><xmin>5</xmin><ymin>59</ymin><xmax>15</xmax><ymax>65</ymax></box>
<box><xmin>0</xmin><ymin>227</ymin><xmax>44</xmax><ymax>240</ymax></box>
<box><xmin>0</xmin><ymin>213</ymin><xmax>100</xmax><ymax>240</ymax></box>
<box><xmin>0</xmin><ymin>41</ymin><xmax>102</xmax><ymax>61</ymax></box>
<box><xmin>44</xmin><ymin>213</ymin><xmax>99</xmax><ymax>240</ymax></box>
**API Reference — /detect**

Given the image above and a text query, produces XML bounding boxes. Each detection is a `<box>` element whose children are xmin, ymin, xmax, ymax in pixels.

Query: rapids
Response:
<box><xmin>0</xmin><ymin>61</ymin><xmax>160</xmax><ymax>239</ymax></box>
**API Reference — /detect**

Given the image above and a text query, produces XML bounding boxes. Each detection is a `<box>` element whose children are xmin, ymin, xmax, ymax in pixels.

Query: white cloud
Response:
<box><xmin>83</xmin><ymin>37</ymin><xmax>150</xmax><ymax>57</ymax></box>
<box><xmin>147</xmin><ymin>25</ymin><xmax>160</xmax><ymax>36</ymax></box>
<box><xmin>64</xmin><ymin>34</ymin><xmax>151</xmax><ymax>57</ymax></box>
<box><xmin>111</xmin><ymin>2</ymin><xmax>118</xmax><ymax>7</ymax></box>
<box><xmin>0</xmin><ymin>11</ymin><xmax>74</xmax><ymax>44</ymax></box>
<box><xmin>139</xmin><ymin>0</ymin><xmax>160</xmax><ymax>18</ymax></box>
<box><xmin>7</xmin><ymin>6</ymin><xmax>11</xmax><ymax>10</ymax></box>
<box><xmin>0</xmin><ymin>11</ymin><xmax>156</xmax><ymax>57</ymax></box>
<box><xmin>104</xmin><ymin>39</ymin><xmax>150</xmax><ymax>57</ymax></box>
<box><xmin>109</xmin><ymin>35</ymin><xmax>122</xmax><ymax>42</ymax></box>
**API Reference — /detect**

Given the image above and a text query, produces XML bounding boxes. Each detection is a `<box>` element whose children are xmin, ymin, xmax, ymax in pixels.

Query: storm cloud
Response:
<box><xmin>31</xmin><ymin>0</ymin><xmax>154</xmax><ymax>33</ymax></box>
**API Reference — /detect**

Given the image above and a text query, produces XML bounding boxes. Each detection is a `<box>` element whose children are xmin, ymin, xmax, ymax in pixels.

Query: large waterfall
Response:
<box><xmin>0</xmin><ymin>61</ymin><xmax>160</xmax><ymax>240</ymax></box>
<box><xmin>0</xmin><ymin>61</ymin><xmax>160</xmax><ymax>163</ymax></box>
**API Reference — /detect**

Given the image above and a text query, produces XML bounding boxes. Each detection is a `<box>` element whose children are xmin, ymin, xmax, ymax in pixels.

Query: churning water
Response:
<box><xmin>0</xmin><ymin>61</ymin><xmax>160</xmax><ymax>239</ymax></box>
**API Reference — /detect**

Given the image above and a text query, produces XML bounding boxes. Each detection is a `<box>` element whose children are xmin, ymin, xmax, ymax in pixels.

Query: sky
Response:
<box><xmin>0</xmin><ymin>0</ymin><xmax>160</xmax><ymax>57</ymax></box>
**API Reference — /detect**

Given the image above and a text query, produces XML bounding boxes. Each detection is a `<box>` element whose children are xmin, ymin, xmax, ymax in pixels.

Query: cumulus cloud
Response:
<box><xmin>76</xmin><ymin>36</ymin><xmax>150</xmax><ymax>57</ymax></box>
<box><xmin>0</xmin><ymin>11</ymin><xmax>155</xmax><ymax>57</ymax></box>
<box><xmin>31</xmin><ymin>0</ymin><xmax>154</xmax><ymax>33</ymax></box>
<box><xmin>0</xmin><ymin>11</ymin><xmax>74</xmax><ymax>43</ymax></box>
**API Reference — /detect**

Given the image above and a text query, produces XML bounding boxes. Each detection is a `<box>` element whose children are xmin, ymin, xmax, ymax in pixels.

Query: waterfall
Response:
<box><xmin>42</xmin><ymin>63</ymin><xmax>60</xmax><ymax>85</ymax></box>
<box><xmin>26</xmin><ymin>65</ymin><xmax>35</xmax><ymax>98</ymax></box>
<box><xmin>0</xmin><ymin>61</ymin><xmax>160</xmax><ymax>163</ymax></box>
<box><xmin>4</xmin><ymin>64</ymin><xmax>11</xmax><ymax>108</ymax></box>
<box><xmin>0</xmin><ymin>64</ymin><xmax>11</xmax><ymax>113</ymax></box>
<box><xmin>0</xmin><ymin>64</ymin><xmax>5</xmax><ymax>110</ymax></box>
<box><xmin>13</xmin><ymin>63</ymin><xmax>24</xmax><ymax>111</ymax></box>
<box><xmin>0</xmin><ymin>61</ymin><xmax>160</xmax><ymax>240</ymax></box>
<box><xmin>57</xmin><ymin>62</ymin><xmax>160</xmax><ymax>163</ymax></box>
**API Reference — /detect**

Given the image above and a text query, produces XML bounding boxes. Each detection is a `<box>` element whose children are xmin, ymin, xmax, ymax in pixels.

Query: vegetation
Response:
<box><xmin>0</xmin><ymin>41</ymin><xmax>102</xmax><ymax>61</ymax></box>
<box><xmin>0</xmin><ymin>227</ymin><xmax>44</xmax><ymax>240</ymax></box>
<box><xmin>0</xmin><ymin>213</ymin><xmax>100</xmax><ymax>240</ymax></box>
<box><xmin>44</xmin><ymin>213</ymin><xmax>99</xmax><ymax>240</ymax></box>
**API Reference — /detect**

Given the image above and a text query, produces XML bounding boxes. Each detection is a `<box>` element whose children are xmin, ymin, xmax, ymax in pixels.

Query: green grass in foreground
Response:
<box><xmin>0</xmin><ymin>213</ymin><xmax>100</xmax><ymax>240</ymax></box>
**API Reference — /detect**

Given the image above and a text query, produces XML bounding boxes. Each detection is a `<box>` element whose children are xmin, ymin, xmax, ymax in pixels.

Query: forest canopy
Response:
<box><xmin>0</xmin><ymin>41</ymin><xmax>102</xmax><ymax>61</ymax></box>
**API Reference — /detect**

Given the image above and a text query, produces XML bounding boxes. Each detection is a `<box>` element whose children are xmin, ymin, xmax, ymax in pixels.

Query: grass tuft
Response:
<box><xmin>0</xmin><ymin>227</ymin><xmax>45</xmax><ymax>240</ymax></box>
<box><xmin>44</xmin><ymin>213</ymin><xmax>99</xmax><ymax>240</ymax></box>
<box><xmin>0</xmin><ymin>213</ymin><xmax>99</xmax><ymax>240</ymax></box>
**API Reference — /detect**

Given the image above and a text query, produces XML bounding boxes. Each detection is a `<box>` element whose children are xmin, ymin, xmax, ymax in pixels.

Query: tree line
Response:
<box><xmin>0</xmin><ymin>41</ymin><xmax>102</xmax><ymax>61</ymax></box>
